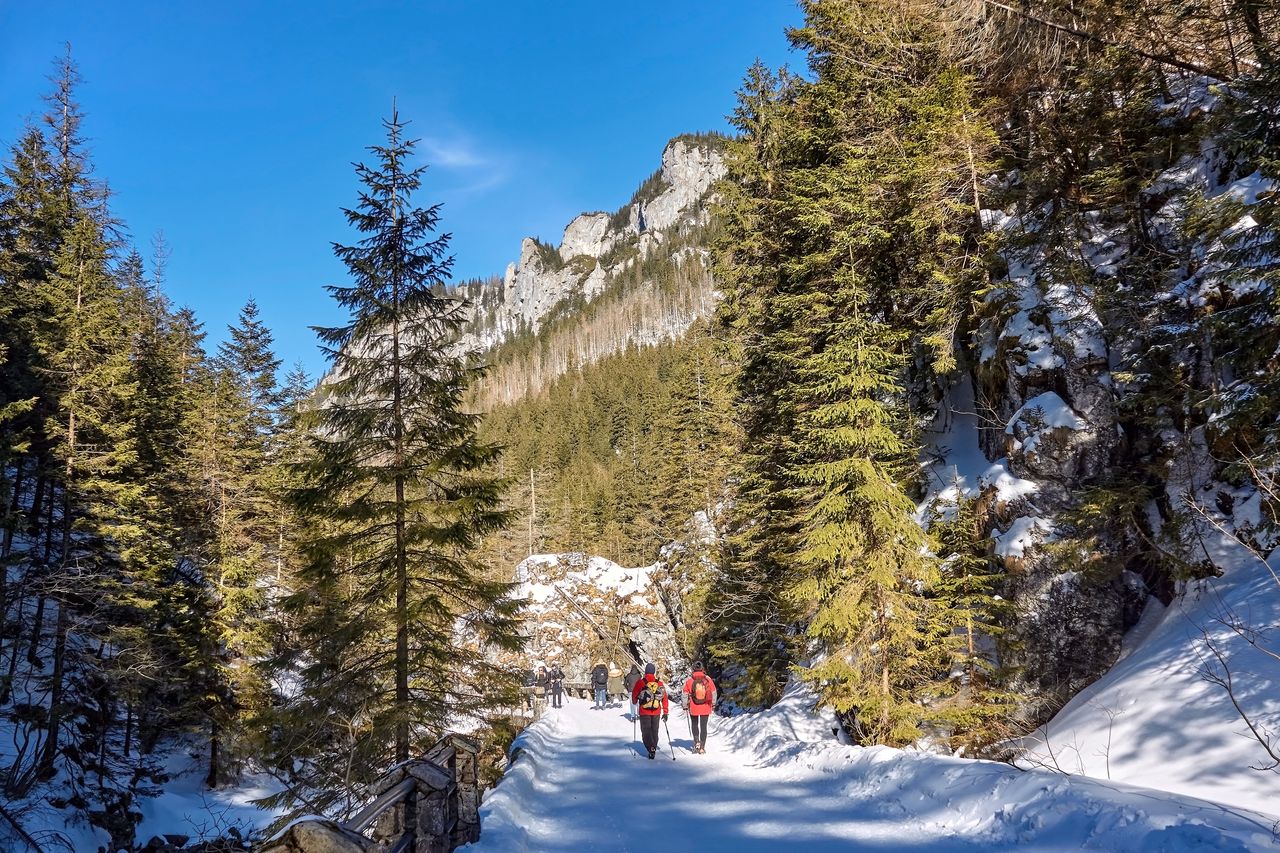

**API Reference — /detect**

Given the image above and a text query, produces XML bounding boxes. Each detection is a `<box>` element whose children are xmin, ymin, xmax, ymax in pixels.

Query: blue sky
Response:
<box><xmin>0</xmin><ymin>2</ymin><xmax>802</xmax><ymax>378</ymax></box>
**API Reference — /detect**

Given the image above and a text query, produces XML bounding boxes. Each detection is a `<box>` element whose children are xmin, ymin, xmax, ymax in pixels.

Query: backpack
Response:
<box><xmin>638</xmin><ymin>680</ymin><xmax>665</xmax><ymax>711</ymax></box>
<box><xmin>690</xmin><ymin>675</ymin><xmax>710</xmax><ymax>706</ymax></box>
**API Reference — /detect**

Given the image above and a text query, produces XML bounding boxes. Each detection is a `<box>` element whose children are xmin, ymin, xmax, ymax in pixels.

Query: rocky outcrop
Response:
<box><xmin>508</xmin><ymin>554</ymin><xmax>680</xmax><ymax>681</ymax></box>
<box><xmin>559</xmin><ymin>212</ymin><xmax>611</xmax><ymax>261</ymax></box>
<box><xmin>458</xmin><ymin>136</ymin><xmax>725</xmax><ymax>357</ymax></box>
<box><xmin>922</xmin><ymin>211</ymin><xmax>1146</xmax><ymax>718</ymax></box>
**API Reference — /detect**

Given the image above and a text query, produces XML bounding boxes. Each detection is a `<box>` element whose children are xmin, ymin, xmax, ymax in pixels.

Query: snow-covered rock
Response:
<box><xmin>510</xmin><ymin>554</ymin><xmax>680</xmax><ymax>682</ymax></box>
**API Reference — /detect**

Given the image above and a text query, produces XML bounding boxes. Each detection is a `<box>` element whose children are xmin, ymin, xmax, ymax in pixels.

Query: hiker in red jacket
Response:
<box><xmin>630</xmin><ymin>662</ymin><xmax>669</xmax><ymax>759</ymax></box>
<box><xmin>682</xmin><ymin>661</ymin><xmax>716</xmax><ymax>754</ymax></box>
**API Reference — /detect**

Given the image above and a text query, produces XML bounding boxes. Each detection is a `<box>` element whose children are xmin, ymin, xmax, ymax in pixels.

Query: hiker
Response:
<box><xmin>624</xmin><ymin>663</ymin><xmax>642</xmax><ymax>719</ymax></box>
<box><xmin>591</xmin><ymin>660</ymin><xmax>609</xmax><ymax>710</ymax></box>
<box><xmin>548</xmin><ymin>662</ymin><xmax>565</xmax><ymax>709</ymax></box>
<box><xmin>630</xmin><ymin>662</ymin><xmax>669</xmax><ymax>759</ymax></box>
<box><xmin>682</xmin><ymin>661</ymin><xmax>716</xmax><ymax>754</ymax></box>
<box><xmin>607</xmin><ymin>661</ymin><xmax>623</xmax><ymax>706</ymax></box>
<box><xmin>534</xmin><ymin>665</ymin><xmax>549</xmax><ymax>709</ymax></box>
<box><xmin>522</xmin><ymin>669</ymin><xmax>536</xmax><ymax>711</ymax></box>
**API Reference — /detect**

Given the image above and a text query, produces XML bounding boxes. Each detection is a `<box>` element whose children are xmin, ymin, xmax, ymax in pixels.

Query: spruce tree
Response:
<box><xmin>278</xmin><ymin>108</ymin><xmax>522</xmax><ymax>812</ymax></box>
<box><xmin>710</xmin><ymin>61</ymin><xmax>807</xmax><ymax>705</ymax></box>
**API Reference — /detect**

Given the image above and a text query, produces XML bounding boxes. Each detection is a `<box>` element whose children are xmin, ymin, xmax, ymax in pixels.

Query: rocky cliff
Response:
<box><xmin>457</xmin><ymin>136</ymin><xmax>725</xmax><ymax>403</ymax></box>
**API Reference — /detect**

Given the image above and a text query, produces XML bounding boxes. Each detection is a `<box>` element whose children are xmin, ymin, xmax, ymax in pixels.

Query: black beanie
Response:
<box><xmin>644</xmin><ymin>662</ymin><xmax>656</xmax><ymax>675</ymax></box>
<box><xmin>693</xmin><ymin>660</ymin><xmax>704</xmax><ymax>671</ymax></box>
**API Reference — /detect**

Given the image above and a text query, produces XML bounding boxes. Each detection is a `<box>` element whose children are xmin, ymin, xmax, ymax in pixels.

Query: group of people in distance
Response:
<box><xmin>525</xmin><ymin>658</ymin><xmax>718</xmax><ymax>759</ymax></box>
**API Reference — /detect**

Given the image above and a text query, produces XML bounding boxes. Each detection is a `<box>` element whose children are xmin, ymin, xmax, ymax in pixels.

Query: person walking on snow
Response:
<box><xmin>533</xmin><ymin>666</ymin><xmax>548</xmax><ymax>712</ymax></box>
<box><xmin>682</xmin><ymin>661</ymin><xmax>716</xmax><ymax>754</ymax></box>
<box><xmin>548</xmin><ymin>662</ymin><xmax>564</xmax><ymax>709</ymax></box>
<box><xmin>624</xmin><ymin>663</ymin><xmax>642</xmax><ymax>720</ymax></box>
<box><xmin>607</xmin><ymin>661</ymin><xmax>623</xmax><ymax>706</ymax></box>
<box><xmin>591</xmin><ymin>661</ymin><xmax>609</xmax><ymax>710</ymax></box>
<box><xmin>630</xmin><ymin>662</ymin><xmax>669</xmax><ymax>759</ymax></box>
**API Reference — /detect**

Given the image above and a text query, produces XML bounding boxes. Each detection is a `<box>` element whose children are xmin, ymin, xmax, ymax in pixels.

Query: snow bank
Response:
<box><xmin>1020</xmin><ymin>529</ymin><xmax>1280</xmax><ymax>819</ymax></box>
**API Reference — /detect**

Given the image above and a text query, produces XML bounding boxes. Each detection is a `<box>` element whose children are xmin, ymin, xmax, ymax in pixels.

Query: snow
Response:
<box><xmin>135</xmin><ymin>756</ymin><xmax>283</xmax><ymax>846</ymax></box>
<box><xmin>1020</xmin><ymin>528</ymin><xmax>1280</xmax><ymax>819</ymax></box>
<box><xmin>919</xmin><ymin>377</ymin><xmax>1038</xmax><ymax>521</ymax></box>
<box><xmin>472</xmin><ymin>682</ymin><xmax>1279</xmax><ymax>852</ymax></box>
<box><xmin>1007</xmin><ymin>392</ymin><xmax>1086</xmax><ymax>434</ymax></box>
<box><xmin>513</xmin><ymin>553</ymin><xmax>655</xmax><ymax>604</ymax></box>
<box><xmin>994</xmin><ymin>516</ymin><xmax>1055</xmax><ymax>559</ymax></box>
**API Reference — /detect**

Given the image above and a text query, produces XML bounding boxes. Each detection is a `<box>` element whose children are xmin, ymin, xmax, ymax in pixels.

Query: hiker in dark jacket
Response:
<box><xmin>624</xmin><ymin>663</ymin><xmax>642</xmax><ymax>719</ymax></box>
<box><xmin>548</xmin><ymin>663</ymin><xmax>565</xmax><ymax>709</ymax></box>
<box><xmin>630</xmin><ymin>663</ymin><xmax>669</xmax><ymax>759</ymax></box>
<box><xmin>591</xmin><ymin>661</ymin><xmax>609</xmax><ymax>710</ymax></box>
<box><xmin>534</xmin><ymin>666</ymin><xmax>549</xmax><ymax>704</ymax></box>
<box><xmin>682</xmin><ymin>661</ymin><xmax>717</xmax><ymax>754</ymax></box>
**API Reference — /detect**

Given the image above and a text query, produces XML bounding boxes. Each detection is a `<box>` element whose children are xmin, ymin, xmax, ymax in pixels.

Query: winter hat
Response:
<box><xmin>693</xmin><ymin>660</ymin><xmax>704</xmax><ymax>672</ymax></box>
<box><xmin>645</xmin><ymin>662</ymin><xmax>656</xmax><ymax>675</ymax></box>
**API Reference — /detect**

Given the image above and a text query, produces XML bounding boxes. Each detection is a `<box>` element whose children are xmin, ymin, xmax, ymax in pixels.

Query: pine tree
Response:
<box><xmin>277</xmin><ymin>108</ymin><xmax>522</xmax><ymax>813</ymax></box>
<box><xmin>709</xmin><ymin>60</ymin><xmax>807</xmax><ymax>705</ymax></box>
<box><xmin>713</xmin><ymin>0</ymin><xmax>996</xmax><ymax>735</ymax></box>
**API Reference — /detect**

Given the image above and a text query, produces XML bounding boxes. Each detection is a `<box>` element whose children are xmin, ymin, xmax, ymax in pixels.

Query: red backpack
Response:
<box><xmin>690</xmin><ymin>675</ymin><xmax>710</xmax><ymax>705</ymax></box>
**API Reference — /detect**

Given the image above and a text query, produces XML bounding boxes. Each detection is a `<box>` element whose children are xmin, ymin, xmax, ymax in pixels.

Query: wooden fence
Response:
<box><xmin>258</xmin><ymin>733</ymin><xmax>482</xmax><ymax>853</ymax></box>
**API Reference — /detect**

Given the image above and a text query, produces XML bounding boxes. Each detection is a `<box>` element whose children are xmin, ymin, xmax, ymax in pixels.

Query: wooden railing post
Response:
<box><xmin>255</xmin><ymin>731</ymin><xmax>484</xmax><ymax>852</ymax></box>
<box><xmin>430</xmin><ymin>734</ymin><xmax>481</xmax><ymax>846</ymax></box>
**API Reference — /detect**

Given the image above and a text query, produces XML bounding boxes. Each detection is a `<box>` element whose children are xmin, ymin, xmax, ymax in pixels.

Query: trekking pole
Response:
<box><xmin>633</xmin><ymin>714</ymin><xmax>637</xmax><ymax>757</ymax></box>
<box><xmin>663</xmin><ymin>716</ymin><xmax>676</xmax><ymax>761</ymax></box>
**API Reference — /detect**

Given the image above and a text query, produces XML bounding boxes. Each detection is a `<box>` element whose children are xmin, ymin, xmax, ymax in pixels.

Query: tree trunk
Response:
<box><xmin>25</xmin><ymin>473</ymin><xmax>45</xmax><ymax>538</ymax></box>
<box><xmin>2</xmin><ymin>457</ymin><xmax>25</xmax><ymax>557</ymax></box>
<box><xmin>390</xmin><ymin>168</ymin><xmax>409</xmax><ymax>766</ymax></box>
<box><xmin>26</xmin><ymin>594</ymin><xmax>46</xmax><ymax>667</ymax></box>
<box><xmin>206</xmin><ymin>717</ymin><xmax>219</xmax><ymax>788</ymax></box>
<box><xmin>38</xmin><ymin>600</ymin><xmax>68</xmax><ymax>776</ymax></box>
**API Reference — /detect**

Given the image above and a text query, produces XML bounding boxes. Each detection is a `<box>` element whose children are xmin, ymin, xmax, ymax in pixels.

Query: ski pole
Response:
<box><xmin>663</xmin><ymin>716</ymin><xmax>676</xmax><ymax>761</ymax></box>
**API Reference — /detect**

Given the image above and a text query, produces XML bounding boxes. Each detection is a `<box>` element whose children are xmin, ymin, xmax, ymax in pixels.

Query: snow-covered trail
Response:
<box><xmin>472</xmin><ymin>687</ymin><xmax>1280</xmax><ymax>852</ymax></box>
<box><xmin>474</xmin><ymin>694</ymin><xmax>962</xmax><ymax>852</ymax></box>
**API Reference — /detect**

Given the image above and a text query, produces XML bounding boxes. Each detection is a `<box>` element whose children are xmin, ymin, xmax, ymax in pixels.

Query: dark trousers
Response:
<box><xmin>639</xmin><ymin>714</ymin><xmax>661</xmax><ymax>754</ymax></box>
<box><xmin>689</xmin><ymin>713</ymin><xmax>708</xmax><ymax>745</ymax></box>
<box><xmin>551</xmin><ymin>685</ymin><xmax>562</xmax><ymax>708</ymax></box>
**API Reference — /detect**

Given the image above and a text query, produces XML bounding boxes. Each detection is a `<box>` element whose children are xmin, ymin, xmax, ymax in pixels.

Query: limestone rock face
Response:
<box><xmin>970</xmin><ymin>251</ymin><xmax>1128</xmax><ymax>713</ymax></box>
<box><xmin>638</xmin><ymin>139</ymin><xmax>723</xmax><ymax>234</ymax></box>
<box><xmin>559</xmin><ymin>212</ymin><xmax>611</xmax><ymax>261</ymax></box>
<box><xmin>457</xmin><ymin>136</ymin><xmax>725</xmax><ymax>358</ymax></box>
<box><xmin>499</xmin><ymin>238</ymin><xmax>589</xmax><ymax>332</ymax></box>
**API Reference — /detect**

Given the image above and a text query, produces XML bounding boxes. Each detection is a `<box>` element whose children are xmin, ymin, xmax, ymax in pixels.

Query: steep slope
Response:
<box><xmin>917</xmin><ymin>76</ymin><xmax>1280</xmax><ymax>811</ymax></box>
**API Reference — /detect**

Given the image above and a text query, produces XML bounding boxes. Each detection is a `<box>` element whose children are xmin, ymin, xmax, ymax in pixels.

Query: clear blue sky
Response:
<box><xmin>0</xmin><ymin>1</ymin><xmax>802</xmax><ymax>378</ymax></box>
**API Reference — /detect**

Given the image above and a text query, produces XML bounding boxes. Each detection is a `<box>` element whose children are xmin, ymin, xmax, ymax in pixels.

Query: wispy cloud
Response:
<box><xmin>420</xmin><ymin>136</ymin><xmax>488</xmax><ymax>169</ymax></box>
<box><xmin>417</xmin><ymin>132</ymin><xmax>510</xmax><ymax>198</ymax></box>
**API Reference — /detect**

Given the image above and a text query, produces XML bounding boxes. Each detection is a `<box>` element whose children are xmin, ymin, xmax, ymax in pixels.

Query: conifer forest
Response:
<box><xmin>2</xmin><ymin>1</ymin><xmax>1280</xmax><ymax>850</ymax></box>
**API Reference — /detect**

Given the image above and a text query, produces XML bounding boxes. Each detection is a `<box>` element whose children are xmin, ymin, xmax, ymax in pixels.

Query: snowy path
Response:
<box><xmin>475</xmin><ymin>694</ymin><xmax>934</xmax><ymax>852</ymax></box>
<box><xmin>472</xmin><ymin>687</ymin><xmax>1280</xmax><ymax>852</ymax></box>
